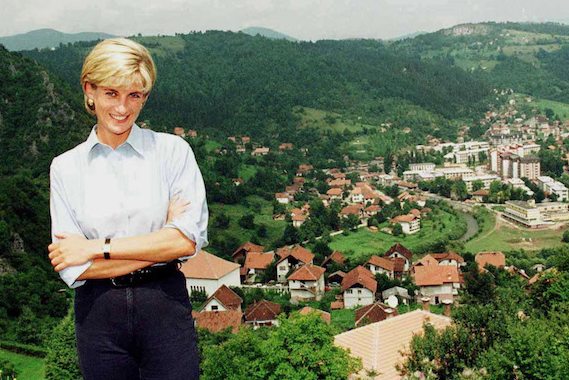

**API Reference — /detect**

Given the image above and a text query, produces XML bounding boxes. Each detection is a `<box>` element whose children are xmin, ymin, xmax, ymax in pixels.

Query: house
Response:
<box><xmin>192</xmin><ymin>310</ymin><xmax>242</xmax><ymax>333</ymax></box>
<box><xmin>413</xmin><ymin>265</ymin><xmax>462</xmax><ymax>304</ymax></box>
<box><xmin>327</xmin><ymin>270</ymin><xmax>346</xmax><ymax>286</ymax></box>
<box><xmin>201</xmin><ymin>285</ymin><xmax>243</xmax><ymax>312</ymax></box>
<box><xmin>275</xmin><ymin>192</ymin><xmax>290</xmax><ymax>204</ymax></box>
<box><xmin>475</xmin><ymin>251</ymin><xmax>506</xmax><ymax>270</ymax></box>
<box><xmin>321</xmin><ymin>251</ymin><xmax>346</xmax><ymax>270</ymax></box>
<box><xmin>390</xmin><ymin>214</ymin><xmax>420</xmax><ymax>235</ymax></box>
<box><xmin>412</xmin><ymin>254</ymin><xmax>439</xmax><ymax>272</ymax></box>
<box><xmin>471</xmin><ymin>189</ymin><xmax>489</xmax><ymax>202</ymax></box>
<box><xmin>430</xmin><ymin>252</ymin><xmax>465</xmax><ymax>267</ymax></box>
<box><xmin>340</xmin><ymin>204</ymin><xmax>364</xmax><ymax>221</ymax></box>
<box><xmin>365</xmin><ymin>256</ymin><xmax>395</xmax><ymax>279</ymax></box>
<box><xmin>232</xmin><ymin>241</ymin><xmax>265</xmax><ymax>263</ymax></box>
<box><xmin>350</xmin><ymin>187</ymin><xmax>364</xmax><ymax>203</ymax></box>
<box><xmin>381</xmin><ymin>286</ymin><xmax>412</xmax><ymax>305</ymax></box>
<box><xmin>276</xmin><ymin>245</ymin><xmax>315</xmax><ymax>282</ymax></box>
<box><xmin>279</xmin><ymin>143</ymin><xmax>293</xmax><ymax>151</ymax></box>
<box><xmin>243</xmin><ymin>252</ymin><xmax>275</xmax><ymax>283</ymax></box>
<box><xmin>329</xmin><ymin>178</ymin><xmax>351</xmax><ymax>188</ymax></box>
<box><xmin>251</xmin><ymin>147</ymin><xmax>270</xmax><ymax>156</ymax></box>
<box><xmin>287</xmin><ymin>264</ymin><xmax>326</xmax><ymax>302</ymax></box>
<box><xmin>384</xmin><ymin>243</ymin><xmax>413</xmax><ymax>272</ymax></box>
<box><xmin>326</xmin><ymin>187</ymin><xmax>343</xmax><ymax>201</ymax></box>
<box><xmin>296</xmin><ymin>164</ymin><xmax>313</xmax><ymax>176</ymax></box>
<box><xmin>354</xmin><ymin>302</ymin><xmax>398</xmax><ymax>327</ymax></box>
<box><xmin>341</xmin><ymin>266</ymin><xmax>378</xmax><ymax>308</ymax></box>
<box><xmin>298</xmin><ymin>306</ymin><xmax>331</xmax><ymax>324</ymax></box>
<box><xmin>334</xmin><ymin>310</ymin><xmax>452</xmax><ymax>379</ymax></box>
<box><xmin>244</xmin><ymin>300</ymin><xmax>282</xmax><ymax>328</ymax></box>
<box><xmin>173</xmin><ymin>127</ymin><xmax>185</xmax><ymax>137</ymax></box>
<box><xmin>292</xmin><ymin>213</ymin><xmax>307</xmax><ymax>228</ymax></box>
<box><xmin>180</xmin><ymin>250</ymin><xmax>241</xmax><ymax>296</ymax></box>
<box><xmin>188</xmin><ymin>129</ymin><xmax>198</xmax><ymax>138</ymax></box>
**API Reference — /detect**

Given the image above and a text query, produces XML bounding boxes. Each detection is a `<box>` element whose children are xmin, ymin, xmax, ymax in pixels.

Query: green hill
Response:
<box><xmin>22</xmin><ymin>30</ymin><xmax>491</xmax><ymax>151</ymax></box>
<box><xmin>392</xmin><ymin>22</ymin><xmax>569</xmax><ymax>103</ymax></box>
<box><xmin>0</xmin><ymin>28</ymin><xmax>116</xmax><ymax>51</ymax></box>
<box><xmin>240</xmin><ymin>27</ymin><xmax>298</xmax><ymax>41</ymax></box>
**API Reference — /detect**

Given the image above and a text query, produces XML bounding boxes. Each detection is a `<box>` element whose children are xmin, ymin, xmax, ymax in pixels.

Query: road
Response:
<box><xmin>423</xmin><ymin>192</ymin><xmax>479</xmax><ymax>242</ymax></box>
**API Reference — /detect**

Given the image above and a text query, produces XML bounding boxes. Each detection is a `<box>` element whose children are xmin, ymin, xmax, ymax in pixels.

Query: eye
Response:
<box><xmin>130</xmin><ymin>92</ymin><xmax>142</xmax><ymax>99</ymax></box>
<box><xmin>105</xmin><ymin>91</ymin><xmax>117</xmax><ymax>97</ymax></box>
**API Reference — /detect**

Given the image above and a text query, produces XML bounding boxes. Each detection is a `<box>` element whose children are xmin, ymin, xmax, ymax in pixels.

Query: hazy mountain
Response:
<box><xmin>240</xmin><ymin>27</ymin><xmax>298</xmax><ymax>41</ymax></box>
<box><xmin>0</xmin><ymin>28</ymin><xmax>116</xmax><ymax>51</ymax></box>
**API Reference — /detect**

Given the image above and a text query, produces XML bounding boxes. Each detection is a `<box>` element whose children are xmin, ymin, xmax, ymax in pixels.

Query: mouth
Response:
<box><xmin>110</xmin><ymin>114</ymin><xmax>129</xmax><ymax>122</ymax></box>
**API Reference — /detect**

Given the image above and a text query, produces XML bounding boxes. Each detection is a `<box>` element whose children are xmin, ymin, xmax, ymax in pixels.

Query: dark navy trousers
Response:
<box><xmin>74</xmin><ymin>270</ymin><xmax>200</xmax><ymax>380</ymax></box>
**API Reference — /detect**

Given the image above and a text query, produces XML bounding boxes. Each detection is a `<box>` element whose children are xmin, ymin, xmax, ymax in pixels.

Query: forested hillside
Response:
<box><xmin>0</xmin><ymin>46</ymin><xmax>86</xmax><ymax>348</ymax></box>
<box><xmin>393</xmin><ymin>22</ymin><xmax>569</xmax><ymax>103</ymax></box>
<box><xmin>23</xmin><ymin>31</ymin><xmax>491</xmax><ymax>147</ymax></box>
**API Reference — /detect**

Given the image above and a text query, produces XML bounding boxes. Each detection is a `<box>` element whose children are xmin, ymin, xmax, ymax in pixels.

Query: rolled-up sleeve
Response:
<box><xmin>163</xmin><ymin>138</ymin><xmax>209</xmax><ymax>260</ymax></box>
<box><xmin>50</xmin><ymin>159</ymin><xmax>92</xmax><ymax>288</ymax></box>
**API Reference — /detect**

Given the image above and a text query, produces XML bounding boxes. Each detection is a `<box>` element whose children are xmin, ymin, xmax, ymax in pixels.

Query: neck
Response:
<box><xmin>96</xmin><ymin>125</ymin><xmax>133</xmax><ymax>149</ymax></box>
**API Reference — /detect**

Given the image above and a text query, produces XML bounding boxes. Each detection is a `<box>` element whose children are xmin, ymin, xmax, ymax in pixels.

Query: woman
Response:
<box><xmin>47</xmin><ymin>38</ymin><xmax>207</xmax><ymax>379</ymax></box>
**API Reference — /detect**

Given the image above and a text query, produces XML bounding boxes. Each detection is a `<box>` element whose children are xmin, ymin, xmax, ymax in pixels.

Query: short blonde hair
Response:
<box><xmin>80</xmin><ymin>38</ymin><xmax>157</xmax><ymax>115</ymax></box>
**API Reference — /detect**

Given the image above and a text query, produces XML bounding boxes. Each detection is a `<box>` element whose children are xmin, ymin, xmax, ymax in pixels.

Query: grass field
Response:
<box><xmin>330</xmin><ymin>309</ymin><xmax>355</xmax><ymax>333</ymax></box>
<box><xmin>464</xmin><ymin>220</ymin><xmax>567</xmax><ymax>253</ymax></box>
<box><xmin>209</xmin><ymin>195</ymin><xmax>287</xmax><ymax>250</ymax></box>
<box><xmin>0</xmin><ymin>350</ymin><xmax>45</xmax><ymax>380</ymax></box>
<box><xmin>294</xmin><ymin>107</ymin><xmax>374</xmax><ymax>133</ymax></box>
<box><xmin>329</xmin><ymin>208</ymin><xmax>466</xmax><ymax>262</ymax></box>
<box><xmin>534</xmin><ymin>98</ymin><xmax>569</xmax><ymax>120</ymax></box>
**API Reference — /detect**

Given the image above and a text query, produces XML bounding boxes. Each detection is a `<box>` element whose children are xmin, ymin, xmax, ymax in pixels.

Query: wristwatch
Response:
<box><xmin>103</xmin><ymin>238</ymin><xmax>111</xmax><ymax>260</ymax></box>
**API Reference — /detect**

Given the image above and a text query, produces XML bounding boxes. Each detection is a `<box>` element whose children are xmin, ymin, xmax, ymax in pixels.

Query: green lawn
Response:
<box><xmin>0</xmin><ymin>350</ymin><xmax>45</xmax><ymax>380</ymax></box>
<box><xmin>294</xmin><ymin>107</ymin><xmax>373</xmax><ymax>133</ymax></box>
<box><xmin>464</xmin><ymin>222</ymin><xmax>567</xmax><ymax>253</ymax></box>
<box><xmin>238</xmin><ymin>164</ymin><xmax>257</xmax><ymax>181</ymax></box>
<box><xmin>329</xmin><ymin>209</ymin><xmax>466</xmax><ymax>263</ymax></box>
<box><xmin>330</xmin><ymin>309</ymin><xmax>355</xmax><ymax>333</ymax></box>
<box><xmin>209</xmin><ymin>195</ymin><xmax>287</xmax><ymax>250</ymax></box>
<box><xmin>533</xmin><ymin>97</ymin><xmax>569</xmax><ymax>120</ymax></box>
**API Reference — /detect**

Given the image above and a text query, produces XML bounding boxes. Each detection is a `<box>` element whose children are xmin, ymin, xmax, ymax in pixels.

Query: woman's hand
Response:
<box><xmin>166</xmin><ymin>197</ymin><xmax>190</xmax><ymax>224</ymax></box>
<box><xmin>48</xmin><ymin>233</ymin><xmax>98</xmax><ymax>272</ymax></box>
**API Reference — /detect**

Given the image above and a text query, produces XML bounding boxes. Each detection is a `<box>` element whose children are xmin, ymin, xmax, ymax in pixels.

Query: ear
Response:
<box><xmin>84</xmin><ymin>82</ymin><xmax>97</xmax><ymax>97</ymax></box>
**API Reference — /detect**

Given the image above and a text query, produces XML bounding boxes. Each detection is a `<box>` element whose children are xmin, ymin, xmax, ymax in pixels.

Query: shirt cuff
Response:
<box><xmin>163</xmin><ymin>222</ymin><xmax>208</xmax><ymax>261</ymax></box>
<box><xmin>59</xmin><ymin>261</ymin><xmax>93</xmax><ymax>288</ymax></box>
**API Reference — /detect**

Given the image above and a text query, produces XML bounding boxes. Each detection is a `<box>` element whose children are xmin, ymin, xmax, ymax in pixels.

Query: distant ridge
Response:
<box><xmin>0</xmin><ymin>28</ymin><xmax>116</xmax><ymax>51</ymax></box>
<box><xmin>240</xmin><ymin>27</ymin><xmax>298</xmax><ymax>41</ymax></box>
<box><xmin>389</xmin><ymin>31</ymin><xmax>428</xmax><ymax>41</ymax></box>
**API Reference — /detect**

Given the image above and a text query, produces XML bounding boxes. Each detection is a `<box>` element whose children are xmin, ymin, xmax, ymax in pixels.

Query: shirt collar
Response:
<box><xmin>85</xmin><ymin>123</ymin><xmax>145</xmax><ymax>157</ymax></box>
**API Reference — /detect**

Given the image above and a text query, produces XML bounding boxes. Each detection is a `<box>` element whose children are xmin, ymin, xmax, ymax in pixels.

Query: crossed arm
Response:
<box><xmin>48</xmin><ymin>198</ymin><xmax>192</xmax><ymax>280</ymax></box>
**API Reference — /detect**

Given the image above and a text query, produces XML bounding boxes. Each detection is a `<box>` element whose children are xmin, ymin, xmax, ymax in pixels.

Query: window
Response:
<box><xmin>279</xmin><ymin>266</ymin><xmax>287</xmax><ymax>271</ymax></box>
<box><xmin>211</xmin><ymin>305</ymin><xmax>219</xmax><ymax>311</ymax></box>
<box><xmin>357</xmin><ymin>289</ymin><xmax>362</xmax><ymax>294</ymax></box>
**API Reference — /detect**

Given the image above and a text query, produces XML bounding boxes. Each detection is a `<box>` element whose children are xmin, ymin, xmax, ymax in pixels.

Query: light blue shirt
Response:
<box><xmin>50</xmin><ymin>124</ymin><xmax>208</xmax><ymax>288</ymax></box>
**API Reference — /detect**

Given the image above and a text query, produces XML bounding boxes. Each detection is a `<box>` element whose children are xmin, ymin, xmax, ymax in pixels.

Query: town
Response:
<box><xmin>171</xmin><ymin>90</ymin><xmax>569</xmax><ymax>378</ymax></box>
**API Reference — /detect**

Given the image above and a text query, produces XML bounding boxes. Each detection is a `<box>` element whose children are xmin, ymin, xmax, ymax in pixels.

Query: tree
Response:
<box><xmin>563</xmin><ymin>230</ymin><xmax>569</xmax><ymax>243</ymax></box>
<box><xmin>472</xmin><ymin>180</ymin><xmax>484</xmax><ymax>192</ymax></box>
<box><xmin>392</xmin><ymin>223</ymin><xmax>403</xmax><ymax>236</ymax></box>
<box><xmin>238</xmin><ymin>213</ymin><xmax>256</xmax><ymax>229</ymax></box>
<box><xmin>45</xmin><ymin>309</ymin><xmax>82</xmax><ymax>380</ymax></box>
<box><xmin>213</xmin><ymin>212</ymin><xmax>230</xmax><ymax>229</ymax></box>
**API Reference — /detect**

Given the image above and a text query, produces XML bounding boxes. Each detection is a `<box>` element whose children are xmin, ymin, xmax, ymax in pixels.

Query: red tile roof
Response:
<box><xmin>330</xmin><ymin>300</ymin><xmax>345</xmax><ymax>310</ymax></box>
<box><xmin>244</xmin><ymin>252</ymin><xmax>274</xmax><ymax>270</ymax></box>
<box><xmin>392</xmin><ymin>258</ymin><xmax>406</xmax><ymax>273</ymax></box>
<box><xmin>431</xmin><ymin>252</ymin><xmax>465</xmax><ymax>264</ymax></box>
<box><xmin>232</xmin><ymin>242</ymin><xmax>264</xmax><ymax>258</ymax></box>
<box><xmin>244</xmin><ymin>300</ymin><xmax>282</xmax><ymax>322</ymax></box>
<box><xmin>390</xmin><ymin>214</ymin><xmax>417</xmax><ymax>223</ymax></box>
<box><xmin>342</xmin><ymin>266</ymin><xmax>377</xmax><ymax>293</ymax></box>
<box><xmin>475</xmin><ymin>252</ymin><xmax>506</xmax><ymax>269</ymax></box>
<box><xmin>298</xmin><ymin>306</ymin><xmax>331</xmax><ymax>324</ymax></box>
<box><xmin>276</xmin><ymin>245</ymin><xmax>314</xmax><ymax>265</ymax></box>
<box><xmin>384</xmin><ymin>243</ymin><xmax>413</xmax><ymax>262</ymax></box>
<box><xmin>327</xmin><ymin>188</ymin><xmax>343</xmax><ymax>196</ymax></box>
<box><xmin>355</xmin><ymin>302</ymin><xmax>398</xmax><ymax>327</ymax></box>
<box><xmin>366</xmin><ymin>256</ymin><xmax>395</xmax><ymax>272</ymax></box>
<box><xmin>180</xmin><ymin>250</ymin><xmax>241</xmax><ymax>280</ymax></box>
<box><xmin>322</xmin><ymin>251</ymin><xmax>346</xmax><ymax>267</ymax></box>
<box><xmin>192</xmin><ymin>310</ymin><xmax>242</xmax><ymax>333</ymax></box>
<box><xmin>414</xmin><ymin>265</ymin><xmax>461</xmax><ymax>287</ymax></box>
<box><xmin>340</xmin><ymin>204</ymin><xmax>363</xmax><ymax>216</ymax></box>
<box><xmin>288</xmin><ymin>264</ymin><xmax>326</xmax><ymax>281</ymax></box>
<box><xmin>204</xmin><ymin>285</ymin><xmax>242</xmax><ymax>311</ymax></box>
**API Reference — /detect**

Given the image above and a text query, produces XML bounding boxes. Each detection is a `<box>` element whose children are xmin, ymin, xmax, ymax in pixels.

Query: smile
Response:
<box><xmin>110</xmin><ymin>114</ymin><xmax>129</xmax><ymax>121</ymax></box>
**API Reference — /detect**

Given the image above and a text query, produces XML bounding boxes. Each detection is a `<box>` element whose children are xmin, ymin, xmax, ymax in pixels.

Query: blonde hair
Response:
<box><xmin>80</xmin><ymin>38</ymin><xmax>157</xmax><ymax>115</ymax></box>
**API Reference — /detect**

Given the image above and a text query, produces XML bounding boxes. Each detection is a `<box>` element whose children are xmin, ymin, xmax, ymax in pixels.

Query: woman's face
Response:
<box><xmin>85</xmin><ymin>82</ymin><xmax>147</xmax><ymax>147</ymax></box>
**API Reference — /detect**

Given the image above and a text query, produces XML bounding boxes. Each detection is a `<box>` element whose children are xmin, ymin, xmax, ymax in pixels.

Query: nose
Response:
<box><xmin>115</xmin><ymin>98</ymin><xmax>128</xmax><ymax>114</ymax></box>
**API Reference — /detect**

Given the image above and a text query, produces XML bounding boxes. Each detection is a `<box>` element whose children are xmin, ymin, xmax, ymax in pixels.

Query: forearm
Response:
<box><xmin>77</xmin><ymin>259</ymin><xmax>154</xmax><ymax>280</ymax></box>
<box><xmin>94</xmin><ymin>228</ymin><xmax>196</xmax><ymax>263</ymax></box>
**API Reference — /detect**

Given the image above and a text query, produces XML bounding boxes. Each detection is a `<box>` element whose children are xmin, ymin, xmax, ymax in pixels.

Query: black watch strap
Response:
<box><xmin>103</xmin><ymin>238</ymin><xmax>111</xmax><ymax>260</ymax></box>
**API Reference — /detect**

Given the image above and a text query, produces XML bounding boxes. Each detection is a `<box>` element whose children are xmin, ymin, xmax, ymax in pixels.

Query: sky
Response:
<box><xmin>2</xmin><ymin>0</ymin><xmax>569</xmax><ymax>40</ymax></box>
